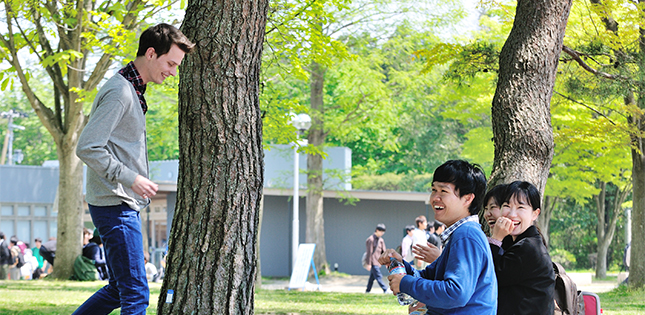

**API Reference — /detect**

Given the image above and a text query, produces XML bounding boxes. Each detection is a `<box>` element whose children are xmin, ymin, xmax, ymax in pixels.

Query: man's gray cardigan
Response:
<box><xmin>76</xmin><ymin>74</ymin><xmax>149</xmax><ymax>211</ymax></box>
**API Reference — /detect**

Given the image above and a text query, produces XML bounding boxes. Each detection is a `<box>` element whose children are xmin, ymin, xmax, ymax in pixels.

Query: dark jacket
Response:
<box><xmin>82</xmin><ymin>242</ymin><xmax>109</xmax><ymax>280</ymax></box>
<box><xmin>0</xmin><ymin>240</ymin><xmax>12</xmax><ymax>265</ymax></box>
<box><xmin>365</xmin><ymin>234</ymin><xmax>386</xmax><ymax>266</ymax></box>
<box><xmin>491</xmin><ymin>225</ymin><xmax>555</xmax><ymax>315</ymax></box>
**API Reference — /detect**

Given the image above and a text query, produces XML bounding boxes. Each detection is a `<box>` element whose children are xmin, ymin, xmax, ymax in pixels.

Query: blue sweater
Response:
<box><xmin>399</xmin><ymin>221</ymin><xmax>497</xmax><ymax>314</ymax></box>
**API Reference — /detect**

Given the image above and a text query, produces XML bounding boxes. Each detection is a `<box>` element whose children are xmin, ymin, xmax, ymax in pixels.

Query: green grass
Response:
<box><xmin>598</xmin><ymin>285</ymin><xmax>645</xmax><ymax>315</ymax></box>
<box><xmin>255</xmin><ymin>290</ymin><xmax>406</xmax><ymax>314</ymax></box>
<box><xmin>0</xmin><ymin>280</ymin><xmax>162</xmax><ymax>315</ymax></box>
<box><xmin>1</xmin><ymin>279</ymin><xmax>643</xmax><ymax>315</ymax></box>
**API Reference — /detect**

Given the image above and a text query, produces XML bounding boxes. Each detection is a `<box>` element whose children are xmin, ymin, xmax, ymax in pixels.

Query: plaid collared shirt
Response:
<box><xmin>439</xmin><ymin>215</ymin><xmax>479</xmax><ymax>246</ymax></box>
<box><xmin>118</xmin><ymin>61</ymin><xmax>148</xmax><ymax>114</ymax></box>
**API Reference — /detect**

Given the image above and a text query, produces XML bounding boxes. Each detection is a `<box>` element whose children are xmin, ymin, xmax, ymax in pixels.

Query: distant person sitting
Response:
<box><xmin>82</xmin><ymin>228</ymin><xmax>109</xmax><ymax>280</ymax></box>
<box><xmin>39</xmin><ymin>239</ymin><xmax>56</xmax><ymax>266</ymax></box>
<box><xmin>144</xmin><ymin>253</ymin><xmax>158</xmax><ymax>282</ymax></box>
<box><xmin>32</xmin><ymin>238</ymin><xmax>46</xmax><ymax>279</ymax></box>
<box><xmin>0</xmin><ymin>232</ymin><xmax>12</xmax><ymax>279</ymax></box>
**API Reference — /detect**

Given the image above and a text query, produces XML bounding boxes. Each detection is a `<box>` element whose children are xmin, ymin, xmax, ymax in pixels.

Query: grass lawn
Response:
<box><xmin>0</xmin><ymin>279</ymin><xmax>643</xmax><ymax>315</ymax></box>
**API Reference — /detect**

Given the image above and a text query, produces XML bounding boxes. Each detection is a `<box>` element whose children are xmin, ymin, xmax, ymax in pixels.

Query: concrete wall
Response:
<box><xmin>258</xmin><ymin>193</ymin><xmax>432</xmax><ymax>277</ymax></box>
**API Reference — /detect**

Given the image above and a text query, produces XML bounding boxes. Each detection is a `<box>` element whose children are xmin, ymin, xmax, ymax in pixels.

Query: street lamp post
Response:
<box><xmin>290</xmin><ymin>113</ymin><xmax>311</xmax><ymax>269</ymax></box>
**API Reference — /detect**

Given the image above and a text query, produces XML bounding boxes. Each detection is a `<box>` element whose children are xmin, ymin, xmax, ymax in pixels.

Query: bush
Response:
<box><xmin>550</xmin><ymin>248</ymin><xmax>577</xmax><ymax>269</ymax></box>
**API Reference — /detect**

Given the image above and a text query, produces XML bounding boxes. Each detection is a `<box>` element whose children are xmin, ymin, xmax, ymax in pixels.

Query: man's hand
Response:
<box><xmin>491</xmin><ymin>217</ymin><xmax>514</xmax><ymax>241</ymax></box>
<box><xmin>412</xmin><ymin>243</ymin><xmax>440</xmax><ymax>264</ymax></box>
<box><xmin>378</xmin><ymin>249</ymin><xmax>403</xmax><ymax>265</ymax></box>
<box><xmin>387</xmin><ymin>273</ymin><xmax>404</xmax><ymax>294</ymax></box>
<box><xmin>131</xmin><ymin>175</ymin><xmax>158</xmax><ymax>199</ymax></box>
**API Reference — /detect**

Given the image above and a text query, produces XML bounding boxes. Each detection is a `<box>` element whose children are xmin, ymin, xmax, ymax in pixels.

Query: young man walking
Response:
<box><xmin>365</xmin><ymin>223</ymin><xmax>388</xmax><ymax>293</ymax></box>
<box><xmin>379</xmin><ymin>160</ymin><xmax>497</xmax><ymax>314</ymax></box>
<box><xmin>74</xmin><ymin>23</ymin><xmax>194</xmax><ymax>315</ymax></box>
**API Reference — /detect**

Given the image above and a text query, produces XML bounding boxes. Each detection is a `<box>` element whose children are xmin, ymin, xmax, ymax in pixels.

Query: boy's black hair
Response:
<box><xmin>483</xmin><ymin>184</ymin><xmax>508</xmax><ymax>209</ymax></box>
<box><xmin>375</xmin><ymin>223</ymin><xmax>386</xmax><ymax>232</ymax></box>
<box><xmin>502</xmin><ymin>181</ymin><xmax>541</xmax><ymax>210</ymax></box>
<box><xmin>137</xmin><ymin>23</ymin><xmax>195</xmax><ymax>57</ymax></box>
<box><xmin>433</xmin><ymin>160</ymin><xmax>487</xmax><ymax>215</ymax></box>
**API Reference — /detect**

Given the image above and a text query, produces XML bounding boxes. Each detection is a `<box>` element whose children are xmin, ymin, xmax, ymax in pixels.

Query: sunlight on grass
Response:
<box><xmin>0</xmin><ymin>280</ymin><xmax>161</xmax><ymax>315</ymax></box>
<box><xmin>1</xmin><ymin>280</ymin><xmax>644</xmax><ymax>315</ymax></box>
<box><xmin>598</xmin><ymin>285</ymin><xmax>645</xmax><ymax>315</ymax></box>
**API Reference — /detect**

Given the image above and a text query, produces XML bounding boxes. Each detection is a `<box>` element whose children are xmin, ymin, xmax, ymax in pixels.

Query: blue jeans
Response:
<box><xmin>73</xmin><ymin>204</ymin><xmax>149</xmax><ymax>315</ymax></box>
<box><xmin>366</xmin><ymin>265</ymin><xmax>388</xmax><ymax>292</ymax></box>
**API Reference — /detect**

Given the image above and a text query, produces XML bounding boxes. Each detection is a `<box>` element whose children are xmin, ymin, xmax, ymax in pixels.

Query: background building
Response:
<box><xmin>0</xmin><ymin>145</ymin><xmax>433</xmax><ymax>276</ymax></box>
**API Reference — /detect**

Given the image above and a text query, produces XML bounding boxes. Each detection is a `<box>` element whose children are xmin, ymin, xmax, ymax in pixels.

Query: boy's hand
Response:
<box><xmin>378</xmin><ymin>249</ymin><xmax>403</xmax><ymax>265</ymax></box>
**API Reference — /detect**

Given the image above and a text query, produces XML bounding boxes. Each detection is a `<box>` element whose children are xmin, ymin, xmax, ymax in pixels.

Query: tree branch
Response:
<box><xmin>553</xmin><ymin>91</ymin><xmax>617</xmax><ymax>125</ymax></box>
<box><xmin>266</xmin><ymin>0</ymin><xmax>318</xmax><ymax>35</ymax></box>
<box><xmin>561</xmin><ymin>45</ymin><xmax>628</xmax><ymax>80</ymax></box>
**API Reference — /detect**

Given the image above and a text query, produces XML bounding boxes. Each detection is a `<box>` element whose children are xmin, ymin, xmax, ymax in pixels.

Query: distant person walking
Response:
<box><xmin>365</xmin><ymin>223</ymin><xmax>388</xmax><ymax>293</ymax></box>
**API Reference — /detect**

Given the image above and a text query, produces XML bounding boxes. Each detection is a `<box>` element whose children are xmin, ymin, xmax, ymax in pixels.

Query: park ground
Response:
<box><xmin>0</xmin><ymin>272</ymin><xmax>643</xmax><ymax>314</ymax></box>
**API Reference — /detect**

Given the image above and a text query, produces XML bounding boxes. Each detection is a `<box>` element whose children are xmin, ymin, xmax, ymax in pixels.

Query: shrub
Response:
<box><xmin>550</xmin><ymin>248</ymin><xmax>577</xmax><ymax>269</ymax></box>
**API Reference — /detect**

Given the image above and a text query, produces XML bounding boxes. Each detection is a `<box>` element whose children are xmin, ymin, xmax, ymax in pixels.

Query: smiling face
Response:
<box><xmin>484</xmin><ymin>197</ymin><xmax>502</xmax><ymax>231</ymax></box>
<box><xmin>430</xmin><ymin>181</ymin><xmax>473</xmax><ymax>227</ymax></box>
<box><xmin>140</xmin><ymin>44</ymin><xmax>186</xmax><ymax>85</ymax></box>
<box><xmin>500</xmin><ymin>193</ymin><xmax>540</xmax><ymax>240</ymax></box>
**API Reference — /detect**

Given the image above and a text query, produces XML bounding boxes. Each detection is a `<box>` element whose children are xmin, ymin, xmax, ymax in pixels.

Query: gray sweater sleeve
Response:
<box><xmin>77</xmin><ymin>77</ymin><xmax>141</xmax><ymax>188</ymax></box>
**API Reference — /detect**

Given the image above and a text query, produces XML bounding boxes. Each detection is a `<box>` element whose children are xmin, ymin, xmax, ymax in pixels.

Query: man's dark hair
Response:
<box><xmin>502</xmin><ymin>181</ymin><xmax>541</xmax><ymax>211</ymax></box>
<box><xmin>375</xmin><ymin>223</ymin><xmax>386</xmax><ymax>232</ymax></box>
<box><xmin>405</xmin><ymin>225</ymin><xmax>415</xmax><ymax>232</ymax></box>
<box><xmin>0</xmin><ymin>232</ymin><xmax>4</xmax><ymax>239</ymax></box>
<box><xmin>483</xmin><ymin>184</ymin><xmax>508</xmax><ymax>209</ymax></box>
<box><xmin>415</xmin><ymin>215</ymin><xmax>427</xmax><ymax>228</ymax></box>
<box><xmin>10</xmin><ymin>236</ymin><xmax>18</xmax><ymax>245</ymax></box>
<box><xmin>137</xmin><ymin>23</ymin><xmax>195</xmax><ymax>57</ymax></box>
<box><xmin>433</xmin><ymin>221</ymin><xmax>445</xmax><ymax>230</ymax></box>
<box><xmin>433</xmin><ymin>160</ymin><xmax>487</xmax><ymax>215</ymax></box>
<box><xmin>34</xmin><ymin>237</ymin><xmax>42</xmax><ymax>243</ymax></box>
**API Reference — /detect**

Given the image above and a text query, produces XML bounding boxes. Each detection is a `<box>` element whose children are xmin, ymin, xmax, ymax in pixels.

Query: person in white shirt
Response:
<box><xmin>412</xmin><ymin>215</ymin><xmax>428</xmax><ymax>268</ymax></box>
<box><xmin>400</xmin><ymin>225</ymin><xmax>415</xmax><ymax>262</ymax></box>
<box><xmin>144</xmin><ymin>254</ymin><xmax>158</xmax><ymax>282</ymax></box>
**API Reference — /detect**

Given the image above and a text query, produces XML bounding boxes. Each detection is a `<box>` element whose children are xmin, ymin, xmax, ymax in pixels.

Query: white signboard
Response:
<box><xmin>288</xmin><ymin>243</ymin><xmax>319</xmax><ymax>290</ymax></box>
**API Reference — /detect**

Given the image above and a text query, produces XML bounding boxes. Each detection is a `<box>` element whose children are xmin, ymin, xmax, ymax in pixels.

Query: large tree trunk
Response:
<box><xmin>490</xmin><ymin>0</ymin><xmax>571</xmax><ymax>196</ymax></box>
<box><xmin>306</xmin><ymin>61</ymin><xmax>331</xmax><ymax>275</ymax></box>
<box><xmin>594</xmin><ymin>181</ymin><xmax>629</xmax><ymax>279</ymax></box>
<box><xmin>157</xmin><ymin>0</ymin><xmax>267</xmax><ymax>313</ymax></box>
<box><xmin>539</xmin><ymin>195</ymin><xmax>558</xmax><ymax>247</ymax></box>
<box><xmin>632</xmin><ymin>148</ymin><xmax>645</xmax><ymax>288</ymax></box>
<box><xmin>50</xmin><ymin>139</ymin><xmax>84</xmax><ymax>279</ymax></box>
<box><xmin>594</xmin><ymin>182</ymin><xmax>609</xmax><ymax>279</ymax></box>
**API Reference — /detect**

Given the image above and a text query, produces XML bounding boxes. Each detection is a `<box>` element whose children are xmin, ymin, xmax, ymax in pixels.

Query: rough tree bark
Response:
<box><xmin>306</xmin><ymin>61</ymin><xmax>331</xmax><ymax>275</ymax></box>
<box><xmin>489</xmin><ymin>0</ymin><xmax>572</xmax><ymax>202</ymax></box>
<box><xmin>157</xmin><ymin>0</ymin><xmax>268</xmax><ymax>313</ymax></box>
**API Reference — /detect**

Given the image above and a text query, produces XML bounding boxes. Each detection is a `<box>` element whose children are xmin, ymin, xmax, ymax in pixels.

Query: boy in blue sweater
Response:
<box><xmin>379</xmin><ymin>160</ymin><xmax>497</xmax><ymax>314</ymax></box>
